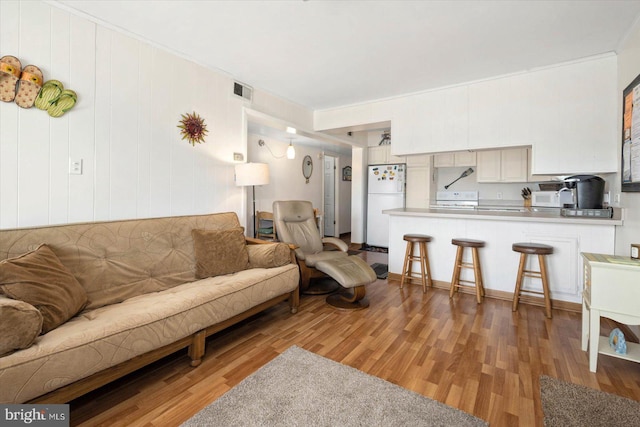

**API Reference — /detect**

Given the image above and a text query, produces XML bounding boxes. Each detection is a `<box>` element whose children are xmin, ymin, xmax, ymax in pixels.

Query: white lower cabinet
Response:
<box><xmin>477</xmin><ymin>148</ymin><xmax>528</xmax><ymax>183</ymax></box>
<box><xmin>387</xmin><ymin>214</ymin><xmax>616</xmax><ymax>305</ymax></box>
<box><xmin>522</xmin><ymin>233</ymin><xmax>579</xmax><ymax>301</ymax></box>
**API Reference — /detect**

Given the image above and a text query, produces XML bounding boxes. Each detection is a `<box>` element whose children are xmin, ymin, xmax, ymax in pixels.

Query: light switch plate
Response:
<box><xmin>69</xmin><ymin>158</ymin><xmax>83</xmax><ymax>175</ymax></box>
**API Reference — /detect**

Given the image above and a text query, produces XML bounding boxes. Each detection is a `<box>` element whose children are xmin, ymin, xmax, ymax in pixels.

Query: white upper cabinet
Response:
<box><xmin>528</xmin><ymin>56</ymin><xmax>617</xmax><ymax>174</ymax></box>
<box><xmin>526</xmin><ymin>148</ymin><xmax>558</xmax><ymax>182</ymax></box>
<box><xmin>395</xmin><ymin>56</ymin><xmax>616</xmax><ymax>174</ymax></box>
<box><xmin>477</xmin><ymin>148</ymin><xmax>528</xmax><ymax>183</ymax></box>
<box><xmin>405</xmin><ymin>154</ymin><xmax>431</xmax><ymax>167</ymax></box>
<box><xmin>433</xmin><ymin>151</ymin><xmax>476</xmax><ymax>168</ymax></box>
<box><xmin>501</xmin><ymin>147</ymin><xmax>529</xmax><ymax>182</ymax></box>
<box><xmin>468</xmin><ymin>73</ymin><xmax>532</xmax><ymax>149</ymax></box>
<box><xmin>323</xmin><ymin>55</ymin><xmax>616</xmax><ymax>175</ymax></box>
<box><xmin>476</xmin><ymin>150</ymin><xmax>502</xmax><ymax>182</ymax></box>
<box><xmin>368</xmin><ymin>145</ymin><xmax>405</xmax><ymax>165</ymax></box>
<box><xmin>393</xmin><ymin>86</ymin><xmax>468</xmax><ymax>155</ymax></box>
<box><xmin>368</xmin><ymin>145</ymin><xmax>387</xmax><ymax>165</ymax></box>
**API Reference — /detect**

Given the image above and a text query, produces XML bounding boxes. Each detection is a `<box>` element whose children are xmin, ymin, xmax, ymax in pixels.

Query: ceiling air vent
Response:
<box><xmin>233</xmin><ymin>81</ymin><xmax>253</xmax><ymax>102</ymax></box>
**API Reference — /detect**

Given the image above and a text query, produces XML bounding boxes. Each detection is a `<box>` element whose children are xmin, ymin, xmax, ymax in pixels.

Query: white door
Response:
<box><xmin>324</xmin><ymin>155</ymin><xmax>337</xmax><ymax>237</ymax></box>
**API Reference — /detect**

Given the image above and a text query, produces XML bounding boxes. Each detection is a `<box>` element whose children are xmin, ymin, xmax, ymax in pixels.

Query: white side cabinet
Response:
<box><xmin>477</xmin><ymin>148</ymin><xmax>528</xmax><ymax>183</ymax></box>
<box><xmin>433</xmin><ymin>151</ymin><xmax>476</xmax><ymax>168</ymax></box>
<box><xmin>368</xmin><ymin>145</ymin><xmax>406</xmax><ymax>165</ymax></box>
<box><xmin>582</xmin><ymin>253</ymin><xmax>640</xmax><ymax>372</ymax></box>
<box><xmin>405</xmin><ymin>154</ymin><xmax>434</xmax><ymax>208</ymax></box>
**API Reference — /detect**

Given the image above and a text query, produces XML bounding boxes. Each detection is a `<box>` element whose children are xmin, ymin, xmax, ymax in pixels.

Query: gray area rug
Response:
<box><xmin>183</xmin><ymin>346</ymin><xmax>487</xmax><ymax>427</ymax></box>
<box><xmin>541</xmin><ymin>375</ymin><xmax>640</xmax><ymax>426</ymax></box>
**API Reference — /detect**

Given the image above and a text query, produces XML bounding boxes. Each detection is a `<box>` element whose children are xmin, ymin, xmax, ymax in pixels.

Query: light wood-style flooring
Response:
<box><xmin>70</xmin><ymin>249</ymin><xmax>640</xmax><ymax>426</ymax></box>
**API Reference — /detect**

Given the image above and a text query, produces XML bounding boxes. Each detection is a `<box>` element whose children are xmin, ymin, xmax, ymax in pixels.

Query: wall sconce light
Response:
<box><xmin>258</xmin><ymin>138</ymin><xmax>296</xmax><ymax>160</ymax></box>
<box><xmin>286</xmin><ymin>140</ymin><xmax>296</xmax><ymax>159</ymax></box>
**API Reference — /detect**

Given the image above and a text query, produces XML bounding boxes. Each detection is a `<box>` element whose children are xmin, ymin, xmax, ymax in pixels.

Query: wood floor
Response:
<box><xmin>69</xmin><ymin>249</ymin><xmax>640</xmax><ymax>426</ymax></box>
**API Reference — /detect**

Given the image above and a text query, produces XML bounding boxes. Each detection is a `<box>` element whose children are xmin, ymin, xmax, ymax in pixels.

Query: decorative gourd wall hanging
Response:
<box><xmin>178</xmin><ymin>112</ymin><xmax>208</xmax><ymax>146</ymax></box>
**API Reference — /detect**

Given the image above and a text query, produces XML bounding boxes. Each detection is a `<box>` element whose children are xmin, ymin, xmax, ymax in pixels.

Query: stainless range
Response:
<box><xmin>432</xmin><ymin>191</ymin><xmax>479</xmax><ymax>209</ymax></box>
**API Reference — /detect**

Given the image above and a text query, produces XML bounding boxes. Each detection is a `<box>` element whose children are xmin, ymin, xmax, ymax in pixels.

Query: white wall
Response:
<box><xmin>350</xmin><ymin>147</ymin><xmax>367</xmax><ymax>244</ymax></box>
<box><xmin>247</xmin><ymin>133</ymin><xmax>352</xmax><ymax>237</ymax></box>
<box><xmin>616</xmin><ymin>19</ymin><xmax>640</xmax><ymax>256</ymax></box>
<box><xmin>247</xmin><ymin>133</ymin><xmax>322</xmax><ymax>220</ymax></box>
<box><xmin>0</xmin><ymin>1</ymin><xmax>312</xmax><ymax>229</ymax></box>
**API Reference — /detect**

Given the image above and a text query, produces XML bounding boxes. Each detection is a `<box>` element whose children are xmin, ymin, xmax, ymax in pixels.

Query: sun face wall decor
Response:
<box><xmin>178</xmin><ymin>111</ymin><xmax>208</xmax><ymax>146</ymax></box>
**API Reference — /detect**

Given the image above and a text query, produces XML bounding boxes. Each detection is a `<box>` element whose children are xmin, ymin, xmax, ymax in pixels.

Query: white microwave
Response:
<box><xmin>531</xmin><ymin>190</ymin><xmax>574</xmax><ymax>207</ymax></box>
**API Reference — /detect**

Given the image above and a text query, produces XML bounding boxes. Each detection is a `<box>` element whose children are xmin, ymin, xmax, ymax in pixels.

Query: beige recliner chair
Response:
<box><xmin>273</xmin><ymin>200</ymin><xmax>376</xmax><ymax>309</ymax></box>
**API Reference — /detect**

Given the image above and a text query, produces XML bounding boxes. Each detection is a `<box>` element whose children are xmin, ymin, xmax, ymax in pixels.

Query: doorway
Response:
<box><xmin>323</xmin><ymin>154</ymin><xmax>339</xmax><ymax>237</ymax></box>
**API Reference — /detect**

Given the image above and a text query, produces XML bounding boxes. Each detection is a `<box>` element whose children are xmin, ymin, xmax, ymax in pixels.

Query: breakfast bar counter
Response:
<box><xmin>383</xmin><ymin>207</ymin><xmax>622</xmax><ymax>307</ymax></box>
<box><xmin>383</xmin><ymin>207</ymin><xmax>623</xmax><ymax>225</ymax></box>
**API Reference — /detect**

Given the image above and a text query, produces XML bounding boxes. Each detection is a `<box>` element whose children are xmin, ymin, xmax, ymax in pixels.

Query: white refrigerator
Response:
<box><xmin>366</xmin><ymin>164</ymin><xmax>406</xmax><ymax>248</ymax></box>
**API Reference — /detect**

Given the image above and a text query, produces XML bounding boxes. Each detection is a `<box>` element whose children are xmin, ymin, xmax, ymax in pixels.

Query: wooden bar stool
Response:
<box><xmin>449</xmin><ymin>238</ymin><xmax>486</xmax><ymax>304</ymax></box>
<box><xmin>512</xmin><ymin>242</ymin><xmax>554</xmax><ymax>318</ymax></box>
<box><xmin>399</xmin><ymin>234</ymin><xmax>433</xmax><ymax>293</ymax></box>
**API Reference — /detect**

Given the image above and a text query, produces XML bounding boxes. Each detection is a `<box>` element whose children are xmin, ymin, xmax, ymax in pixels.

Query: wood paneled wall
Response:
<box><xmin>0</xmin><ymin>1</ymin><xmax>313</xmax><ymax>229</ymax></box>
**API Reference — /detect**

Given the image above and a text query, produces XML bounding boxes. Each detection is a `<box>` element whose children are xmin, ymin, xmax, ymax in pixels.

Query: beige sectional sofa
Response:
<box><xmin>0</xmin><ymin>212</ymin><xmax>299</xmax><ymax>404</ymax></box>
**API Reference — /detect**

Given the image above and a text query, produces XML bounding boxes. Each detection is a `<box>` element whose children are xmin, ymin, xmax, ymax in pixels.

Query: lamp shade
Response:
<box><xmin>235</xmin><ymin>162</ymin><xmax>270</xmax><ymax>186</ymax></box>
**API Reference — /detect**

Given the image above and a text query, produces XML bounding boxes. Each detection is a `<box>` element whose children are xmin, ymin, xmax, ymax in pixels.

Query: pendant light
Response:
<box><xmin>286</xmin><ymin>139</ymin><xmax>296</xmax><ymax>159</ymax></box>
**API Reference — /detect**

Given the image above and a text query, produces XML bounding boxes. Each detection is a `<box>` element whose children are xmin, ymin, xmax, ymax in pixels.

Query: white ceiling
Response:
<box><xmin>55</xmin><ymin>0</ymin><xmax>640</xmax><ymax>111</ymax></box>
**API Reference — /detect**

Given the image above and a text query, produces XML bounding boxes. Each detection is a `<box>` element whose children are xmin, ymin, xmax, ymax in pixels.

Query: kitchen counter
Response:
<box><xmin>383</xmin><ymin>207</ymin><xmax>623</xmax><ymax>225</ymax></box>
<box><xmin>383</xmin><ymin>206</ymin><xmax>620</xmax><ymax>306</ymax></box>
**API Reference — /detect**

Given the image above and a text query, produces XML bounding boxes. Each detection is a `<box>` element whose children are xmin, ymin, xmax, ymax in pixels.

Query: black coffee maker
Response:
<box><xmin>563</xmin><ymin>175</ymin><xmax>605</xmax><ymax>209</ymax></box>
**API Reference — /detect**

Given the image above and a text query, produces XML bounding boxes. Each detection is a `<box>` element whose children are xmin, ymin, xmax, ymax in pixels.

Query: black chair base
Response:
<box><xmin>303</xmin><ymin>277</ymin><xmax>340</xmax><ymax>295</ymax></box>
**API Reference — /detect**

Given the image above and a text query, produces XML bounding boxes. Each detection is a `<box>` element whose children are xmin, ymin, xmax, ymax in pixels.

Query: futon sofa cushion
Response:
<box><xmin>0</xmin><ymin>296</ymin><xmax>43</xmax><ymax>356</ymax></box>
<box><xmin>0</xmin><ymin>212</ymin><xmax>300</xmax><ymax>404</ymax></box>
<box><xmin>0</xmin><ymin>263</ymin><xmax>298</xmax><ymax>403</ymax></box>
<box><xmin>192</xmin><ymin>227</ymin><xmax>249</xmax><ymax>278</ymax></box>
<box><xmin>0</xmin><ymin>244</ymin><xmax>88</xmax><ymax>333</ymax></box>
<box><xmin>0</xmin><ymin>213</ymin><xmax>242</xmax><ymax>310</ymax></box>
<box><xmin>247</xmin><ymin>243</ymin><xmax>291</xmax><ymax>269</ymax></box>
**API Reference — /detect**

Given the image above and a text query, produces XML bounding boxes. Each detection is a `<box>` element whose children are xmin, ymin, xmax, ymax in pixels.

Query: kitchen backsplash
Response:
<box><xmin>435</xmin><ymin>167</ymin><xmax>616</xmax><ymax>203</ymax></box>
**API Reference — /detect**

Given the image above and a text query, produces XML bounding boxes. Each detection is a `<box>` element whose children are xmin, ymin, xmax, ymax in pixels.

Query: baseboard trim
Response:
<box><xmin>387</xmin><ymin>273</ymin><xmax>581</xmax><ymax>313</ymax></box>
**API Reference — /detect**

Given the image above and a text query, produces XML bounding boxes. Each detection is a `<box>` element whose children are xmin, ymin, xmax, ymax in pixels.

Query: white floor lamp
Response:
<box><xmin>235</xmin><ymin>163</ymin><xmax>270</xmax><ymax>237</ymax></box>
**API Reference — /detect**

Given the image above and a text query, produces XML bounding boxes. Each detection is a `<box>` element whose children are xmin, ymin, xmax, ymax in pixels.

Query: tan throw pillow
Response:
<box><xmin>0</xmin><ymin>296</ymin><xmax>43</xmax><ymax>356</ymax></box>
<box><xmin>0</xmin><ymin>244</ymin><xmax>88</xmax><ymax>334</ymax></box>
<box><xmin>192</xmin><ymin>228</ymin><xmax>250</xmax><ymax>278</ymax></box>
<box><xmin>247</xmin><ymin>243</ymin><xmax>291</xmax><ymax>269</ymax></box>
